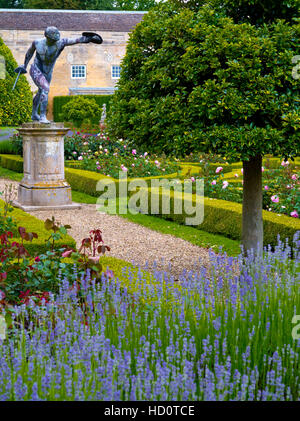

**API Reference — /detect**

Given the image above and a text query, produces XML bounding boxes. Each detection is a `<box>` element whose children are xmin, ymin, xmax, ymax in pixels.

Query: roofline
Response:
<box><xmin>0</xmin><ymin>9</ymin><xmax>147</xmax><ymax>14</ymax></box>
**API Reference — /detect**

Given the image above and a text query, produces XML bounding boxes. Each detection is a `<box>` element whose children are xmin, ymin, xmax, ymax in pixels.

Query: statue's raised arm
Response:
<box><xmin>14</xmin><ymin>27</ymin><xmax>102</xmax><ymax>123</ymax></box>
<box><xmin>62</xmin><ymin>32</ymin><xmax>103</xmax><ymax>47</ymax></box>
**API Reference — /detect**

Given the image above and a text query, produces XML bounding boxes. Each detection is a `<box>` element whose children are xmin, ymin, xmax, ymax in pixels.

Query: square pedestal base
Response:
<box><xmin>12</xmin><ymin>201</ymin><xmax>81</xmax><ymax>211</ymax></box>
<box><xmin>14</xmin><ymin>184</ymin><xmax>81</xmax><ymax>211</ymax></box>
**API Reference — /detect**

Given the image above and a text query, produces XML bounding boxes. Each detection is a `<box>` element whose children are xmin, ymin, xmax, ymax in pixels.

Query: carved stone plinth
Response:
<box><xmin>13</xmin><ymin>122</ymin><xmax>81</xmax><ymax>211</ymax></box>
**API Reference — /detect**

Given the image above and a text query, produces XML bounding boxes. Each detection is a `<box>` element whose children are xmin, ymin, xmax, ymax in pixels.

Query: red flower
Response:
<box><xmin>34</xmin><ymin>256</ymin><xmax>40</xmax><ymax>262</ymax></box>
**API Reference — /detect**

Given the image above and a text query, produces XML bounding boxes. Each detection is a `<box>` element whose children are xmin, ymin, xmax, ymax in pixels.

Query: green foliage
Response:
<box><xmin>107</xmin><ymin>2</ymin><xmax>300</xmax><ymax>161</ymax></box>
<box><xmin>171</xmin><ymin>0</ymin><xmax>300</xmax><ymax>24</ymax></box>
<box><xmin>0</xmin><ymin>0</ymin><xmax>23</xmax><ymax>7</ymax></box>
<box><xmin>23</xmin><ymin>0</ymin><xmax>156</xmax><ymax>10</ymax></box>
<box><xmin>0</xmin><ymin>37</ymin><xmax>32</xmax><ymax>126</ymax></box>
<box><xmin>53</xmin><ymin>95</ymin><xmax>112</xmax><ymax>124</ymax></box>
<box><xmin>61</xmin><ymin>97</ymin><xmax>102</xmax><ymax>128</ymax></box>
<box><xmin>23</xmin><ymin>0</ymin><xmax>82</xmax><ymax>8</ymax></box>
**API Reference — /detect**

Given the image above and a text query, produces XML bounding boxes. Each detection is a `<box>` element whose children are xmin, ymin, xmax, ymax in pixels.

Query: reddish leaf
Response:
<box><xmin>18</xmin><ymin>227</ymin><xmax>26</xmax><ymax>238</ymax></box>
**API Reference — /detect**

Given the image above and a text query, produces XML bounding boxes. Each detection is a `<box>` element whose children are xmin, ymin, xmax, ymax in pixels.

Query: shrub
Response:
<box><xmin>0</xmin><ymin>36</ymin><xmax>32</xmax><ymax>126</ymax></box>
<box><xmin>53</xmin><ymin>95</ymin><xmax>112</xmax><ymax>124</ymax></box>
<box><xmin>60</xmin><ymin>96</ymin><xmax>102</xmax><ymax>128</ymax></box>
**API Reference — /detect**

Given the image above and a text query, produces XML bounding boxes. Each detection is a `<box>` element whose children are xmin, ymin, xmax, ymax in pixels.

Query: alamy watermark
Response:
<box><xmin>0</xmin><ymin>55</ymin><xmax>5</xmax><ymax>80</ymax></box>
<box><xmin>95</xmin><ymin>173</ymin><xmax>204</xmax><ymax>226</ymax></box>
<box><xmin>292</xmin><ymin>55</ymin><xmax>300</xmax><ymax>80</ymax></box>
<box><xmin>0</xmin><ymin>315</ymin><xmax>6</xmax><ymax>340</ymax></box>
<box><xmin>292</xmin><ymin>315</ymin><xmax>300</xmax><ymax>340</ymax></box>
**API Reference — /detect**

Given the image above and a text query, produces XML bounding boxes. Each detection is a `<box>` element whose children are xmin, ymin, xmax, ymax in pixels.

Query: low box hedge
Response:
<box><xmin>137</xmin><ymin>188</ymin><xmax>300</xmax><ymax>249</ymax></box>
<box><xmin>0</xmin><ymin>199</ymin><xmax>76</xmax><ymax>255</ymax></box>
<box><xmin>0</xmin><ymin>154</ymin><xmax>23</xmax><ymax>172</ymax></box>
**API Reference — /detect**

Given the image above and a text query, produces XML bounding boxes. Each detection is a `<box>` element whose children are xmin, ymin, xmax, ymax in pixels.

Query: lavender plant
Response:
<box><xmin>0</xmin><ymin>235</ymin><xmax>299</xmax><ymax>401</ymax></box>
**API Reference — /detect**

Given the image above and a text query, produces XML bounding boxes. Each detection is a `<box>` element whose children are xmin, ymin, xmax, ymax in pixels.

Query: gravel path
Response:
<box><xmin>0</xmin><ymin>179</ymin><xmax>212</xmax><ymax>278</ymax></box>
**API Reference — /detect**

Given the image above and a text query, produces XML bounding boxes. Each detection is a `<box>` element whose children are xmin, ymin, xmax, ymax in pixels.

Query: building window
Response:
<box><xmin>71</xmin><ymin>65</ymin><xmax>86</xmax><ymax>79</ymax></box>
<box><xmin>111</xmin><ymin>65</ymin><xmax>121</xmax><ymax>79</ymax></box>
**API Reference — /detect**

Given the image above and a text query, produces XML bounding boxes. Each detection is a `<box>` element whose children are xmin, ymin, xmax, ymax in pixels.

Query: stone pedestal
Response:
<box><xmin>13</xmin><ymin>122</ymin><xmax>81</xmax><ymax>211</ymax></box>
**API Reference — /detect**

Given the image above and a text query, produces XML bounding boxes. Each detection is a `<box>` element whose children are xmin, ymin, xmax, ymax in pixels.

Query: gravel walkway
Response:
<box><xmin>0</xmin><ymin>179</ymin><xmax>212</xmax><ymax>278</ymax></box>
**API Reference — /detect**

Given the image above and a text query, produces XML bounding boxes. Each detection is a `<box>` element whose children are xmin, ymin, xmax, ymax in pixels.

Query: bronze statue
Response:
<box><xmin>14</xmin><ymin>27</ymin><xmax>102</xmax><ymax>123</ymax></box>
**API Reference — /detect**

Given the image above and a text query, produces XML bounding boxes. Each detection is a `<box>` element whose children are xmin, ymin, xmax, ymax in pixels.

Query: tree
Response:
<box><xmin>0</xmin><ymin>36</ymin><xmax>31</xmax><ymax>126</ymax></box>
<box><xmin>107</xmin><ymin>2</ymin><xmax>300</xmax><ymax>254</ymax></box>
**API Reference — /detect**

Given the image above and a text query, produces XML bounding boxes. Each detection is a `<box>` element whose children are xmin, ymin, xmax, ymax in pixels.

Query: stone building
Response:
<box><xmin>0</xmin><ymin>9</ymin><xmax>145</xmax><ymax>118</ymax></box>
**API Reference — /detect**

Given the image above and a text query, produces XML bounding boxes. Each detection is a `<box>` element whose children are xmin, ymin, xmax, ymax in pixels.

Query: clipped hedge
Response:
<box><xmin>0</xmin><ymin>199</ymin><xmax>76</xmax><ymax>255</ymax></box>
<box><xmin>0</xmin><ymin>154</ymin><xmax>23</xmax><ymax>172</ymax></box>
<box><xmin>138</xmin><ymin>189</ymin><xmax>300</xmax><ymax>249</ymax></box>
<box><xmin>179</xmin><ymin>162</ymin><xmax>233</xmax><ymax>174</ymax></box>
<box><xmin>53</xmin><ymin>95</ymin><xmax>112</xmax><ymax>123</ymax></box>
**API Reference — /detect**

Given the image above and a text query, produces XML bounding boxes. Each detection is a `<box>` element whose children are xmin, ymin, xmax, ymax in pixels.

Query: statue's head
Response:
<box><xmin>44</xmin><ymin>27</ymin><xmax>60</xmax><ymax>42</ymax></box>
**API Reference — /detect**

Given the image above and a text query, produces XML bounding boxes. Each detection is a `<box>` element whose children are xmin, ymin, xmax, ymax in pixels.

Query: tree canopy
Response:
<box><xmin>107</xmin><ymin>2</ymin><xmax>300</xmax><ymax>161</ymax></box>
<box><xmin>170</xmin><ymin>0</ymin><xmax>300</xmax><ymax>25</ymax></box>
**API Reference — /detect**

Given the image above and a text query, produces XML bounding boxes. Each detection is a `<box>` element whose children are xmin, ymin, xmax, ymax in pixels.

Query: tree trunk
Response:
<box><xmin>242</xmin><ymin>155</ymin><xmax>263</xmax><ymax>255</ymax></box>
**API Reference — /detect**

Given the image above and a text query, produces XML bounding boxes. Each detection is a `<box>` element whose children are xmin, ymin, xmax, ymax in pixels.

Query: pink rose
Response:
<box><xmin>211</xmin><ymin>180</ymin><xmax>217</xmax><ymax>185</ymax></box>
<box><xmin>132</xmin><ymin>149</ymin><xmax>137</xmax><ymax>155</ymax></box>
<box><xmin>216</xmin><ymin>166</ymin><xmax>223</xmax><ymax>174</ymax></box>
<box><xmin>281</xmin><ymin>160</ymin><xmax>289</xmax><ymax>167</ymax></box>
<box><xmin>290</xmin><ymin>211</ymin><xmax>299</xmax><ymax>218</ymax></box>
<box><xmin>190</xmin><ymin>177</ymin><xmax>195</xmax><ymax>182</ymax></box>
<box><xmin>271</xmin><ymin>195</ymin><xmax>279</xmax><ymax>203</ymax></box>
<box><xmin>264</xmin><ymin>186</ymin><xmax>269</xmax><ymax>190</ymax></box>
<box><xmin>222</xmin><ymin>181</ymin><xmax>229</xmax><ymax>189</ymax></box>
<box><xmin>291</xmin><ymin>174</ymin><xmax>298</xmax><ymax>181</ymax></box>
